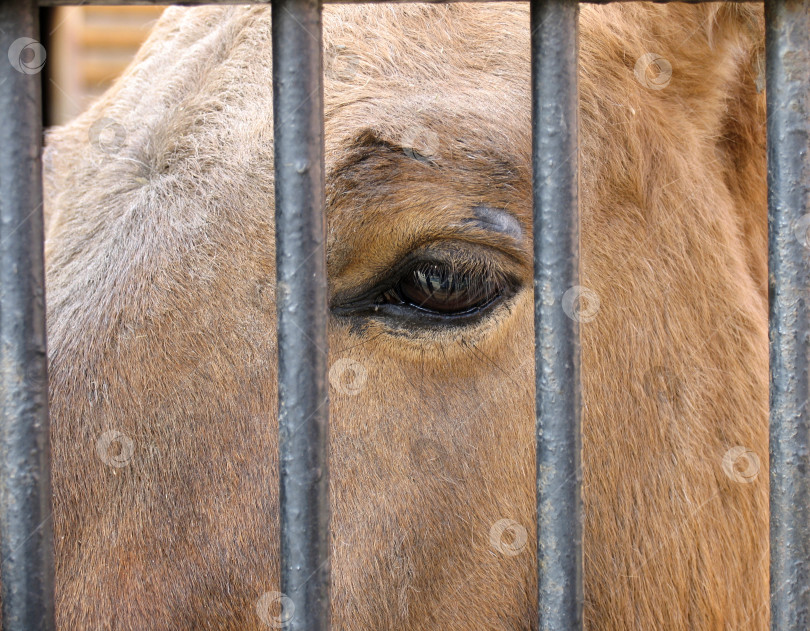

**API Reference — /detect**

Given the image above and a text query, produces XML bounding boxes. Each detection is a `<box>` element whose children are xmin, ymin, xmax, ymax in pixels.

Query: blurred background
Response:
<box><xmin>41</xmin><ymin>6</ymin><xmax>165</xmax><ymax>126</ymax></box>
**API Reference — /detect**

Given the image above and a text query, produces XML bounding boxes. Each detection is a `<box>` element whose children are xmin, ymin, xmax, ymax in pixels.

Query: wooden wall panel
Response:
<box><xmin>48</xmin><ymin>6</ymin><xmax>165</xmax><ymax>124</ymax></box>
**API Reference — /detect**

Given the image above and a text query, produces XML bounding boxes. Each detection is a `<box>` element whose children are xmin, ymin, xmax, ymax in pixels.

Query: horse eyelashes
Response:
<box><xmin>379</xmin><ymin>261</ymin><xmax>505</xmax><ymax>316</ymax></box>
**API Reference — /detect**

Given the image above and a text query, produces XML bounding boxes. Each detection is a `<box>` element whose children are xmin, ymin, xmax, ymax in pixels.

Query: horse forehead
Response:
<box><xmin>61</xmin><ymin>3</ymin><xmax>530</xmax><ymax>205</ymax></box>
<box><xmin>320</xmin><ymin>4</ymin><xmax>531</xmax><ymax>101</ymax></box>
<box><xmin>128</xmin><ymin>4</ymin><xmax>531</xmax><ymax>140</ymax></box>
<box><xmin>319</xmin><ymin>9</ymin><xmax>532</xmax><ymax>171</ymax></box>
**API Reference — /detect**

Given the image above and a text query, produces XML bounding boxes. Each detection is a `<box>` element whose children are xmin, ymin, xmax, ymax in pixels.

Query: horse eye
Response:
<box><xmin>381</xmin><ymin>263</ymin><xmax>504</xmax><ymax>315</ymax></box>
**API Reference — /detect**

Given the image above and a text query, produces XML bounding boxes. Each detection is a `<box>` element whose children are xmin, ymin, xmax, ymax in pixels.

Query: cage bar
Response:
<box><xmin>0</xmin><ymin>1</ymin><xmax>56</xmax><ymax>630</ymax></box>
<box><xmin>531</xmin><ymin>0</ymin><xmax>583</xmax><ymax>629</ymax></box>
<box><xmin>766</xmin><ymin>0</ymin><xmax>810</xmax><ymax>628</ymax></box>
<box><xmin>2</xmin><ymin>1</ymin><xmax>809</xmax><ymax>631</ymax></box>
<box><xmin>272</xmin><ymin>0</ymin><xmax>331</xmax><ymax>629</ymax></box>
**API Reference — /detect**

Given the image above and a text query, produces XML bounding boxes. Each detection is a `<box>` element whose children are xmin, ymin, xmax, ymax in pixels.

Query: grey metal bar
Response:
<box><xmin>766</xmin><ymin>0</ymin><xmax>810</xmax><ymax>628</ymax></box>
<box><xmin>272</xmin><ymin>0</ymin><xmax>330</xmax><ymax>629</ymax></box>
<box><xmin>0</xmin><ymin>0</ymin><xmax>56</xmax><ymax>629</ymax></box>
<box><xmin>531</xmin><ymin>0</ymin><xmax>582</xmax><ymax>629</ymax></box>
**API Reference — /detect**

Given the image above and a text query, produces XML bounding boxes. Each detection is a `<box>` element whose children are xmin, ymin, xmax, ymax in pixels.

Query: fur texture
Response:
<box><xmin>42</xmin><ymin>3</ymin><xmax>768</xmax><ymax>629</ymax></box>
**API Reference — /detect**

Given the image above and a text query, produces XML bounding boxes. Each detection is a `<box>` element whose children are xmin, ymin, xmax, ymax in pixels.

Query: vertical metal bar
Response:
<box><xmin>766</xmin><ymin>0</ymin><xmax>810</xmax><ymax>628</ymax></box>
<box><xmin>272</xmin><ymin>0</ymin><xmax>330</xmax><ymax>630</ymax></box>
<box><xmin>531</xmin><ymin>0</ymin><xmax>582</xmax><ymax>629</ymax></box>
<box><xmin>0</xmin><ymin>0</ymin><xmax>55</xmax><ymax>629</ymax></box>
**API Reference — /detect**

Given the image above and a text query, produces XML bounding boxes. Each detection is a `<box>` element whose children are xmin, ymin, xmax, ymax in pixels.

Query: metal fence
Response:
<box><xmin>0</xmin><ymin>0</ymin><xmax>807</xmax><ymax>629</ymax></box>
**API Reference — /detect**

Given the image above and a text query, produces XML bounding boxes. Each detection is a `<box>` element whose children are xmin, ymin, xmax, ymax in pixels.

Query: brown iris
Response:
<box><xmin>381</xmin><ymin>263</ymin><xmax>504</xmax><ymax>315</ymax></box>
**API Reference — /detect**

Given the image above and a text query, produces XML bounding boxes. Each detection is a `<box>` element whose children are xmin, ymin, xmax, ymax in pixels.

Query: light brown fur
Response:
<box><xmin>42</xmin><ymin>3</ymin><xmax>768</xmax><ymax>629</ymax></box>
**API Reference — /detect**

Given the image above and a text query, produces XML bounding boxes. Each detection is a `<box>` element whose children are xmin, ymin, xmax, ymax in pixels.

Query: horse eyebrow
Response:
<box><xmin>329</xmin><ymin>131</ymin><xmax>526</xmax><ymax>249</ymax></box>
<box><xmin>334</xmin><ymin>128</ymin><xmax>434</xmax><ymax>168</ymax></box>
<box><xmin>461</xmin><ymin>205</ymin><xmax>524</xmax><ymax>242</ymax></box>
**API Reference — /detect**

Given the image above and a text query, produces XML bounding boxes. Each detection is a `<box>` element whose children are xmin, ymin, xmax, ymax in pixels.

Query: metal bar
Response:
<box><xmin>0</xmin><ymin>0</ymin><xmax>56</xmax><ymax>629</ymax></box>
<box><xmin>531</xmin><ymin>0</ymin><xmax>582</xmax><ymax>629</ymax></box>
<box><xmin>272</xmin><ymin>0</ymin><xmax>330</xmax><ymax>630</ymax></box>
<box><xmin>766</xmin><ymin>0</ymin><xmax>810</xmax><ymax>628</ymax></box>
<box><xmin>36</xmin><ymin>0</ymin><xmax>762</xmax><ymax>6</ymax></box>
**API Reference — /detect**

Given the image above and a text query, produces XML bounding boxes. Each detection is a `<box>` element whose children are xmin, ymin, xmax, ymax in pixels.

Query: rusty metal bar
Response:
<box><xmin>531</xmin><ymin>0</ymin><xmax>583</xmax><ymax>629</ymax></box>
<box><xmin>0</xmin><ymin>0</ymin><xmax>55</xmax><ymax>629</ymax></box>
<box><xmin>272</xmin><ymin>0</ymin><xmax>331</xmax><ymax>629</ymax></box>
<box><xmin>766</xmin><ymin>0</ymin><xmax>810</xmax><ymax>628</ymax></box>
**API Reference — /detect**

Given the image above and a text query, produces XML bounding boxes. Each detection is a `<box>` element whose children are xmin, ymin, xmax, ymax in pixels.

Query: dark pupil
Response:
<box><xmin>398</xmin><ymin>264</ymin><xmax>498</xmax><ymax>314</ymax></box>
